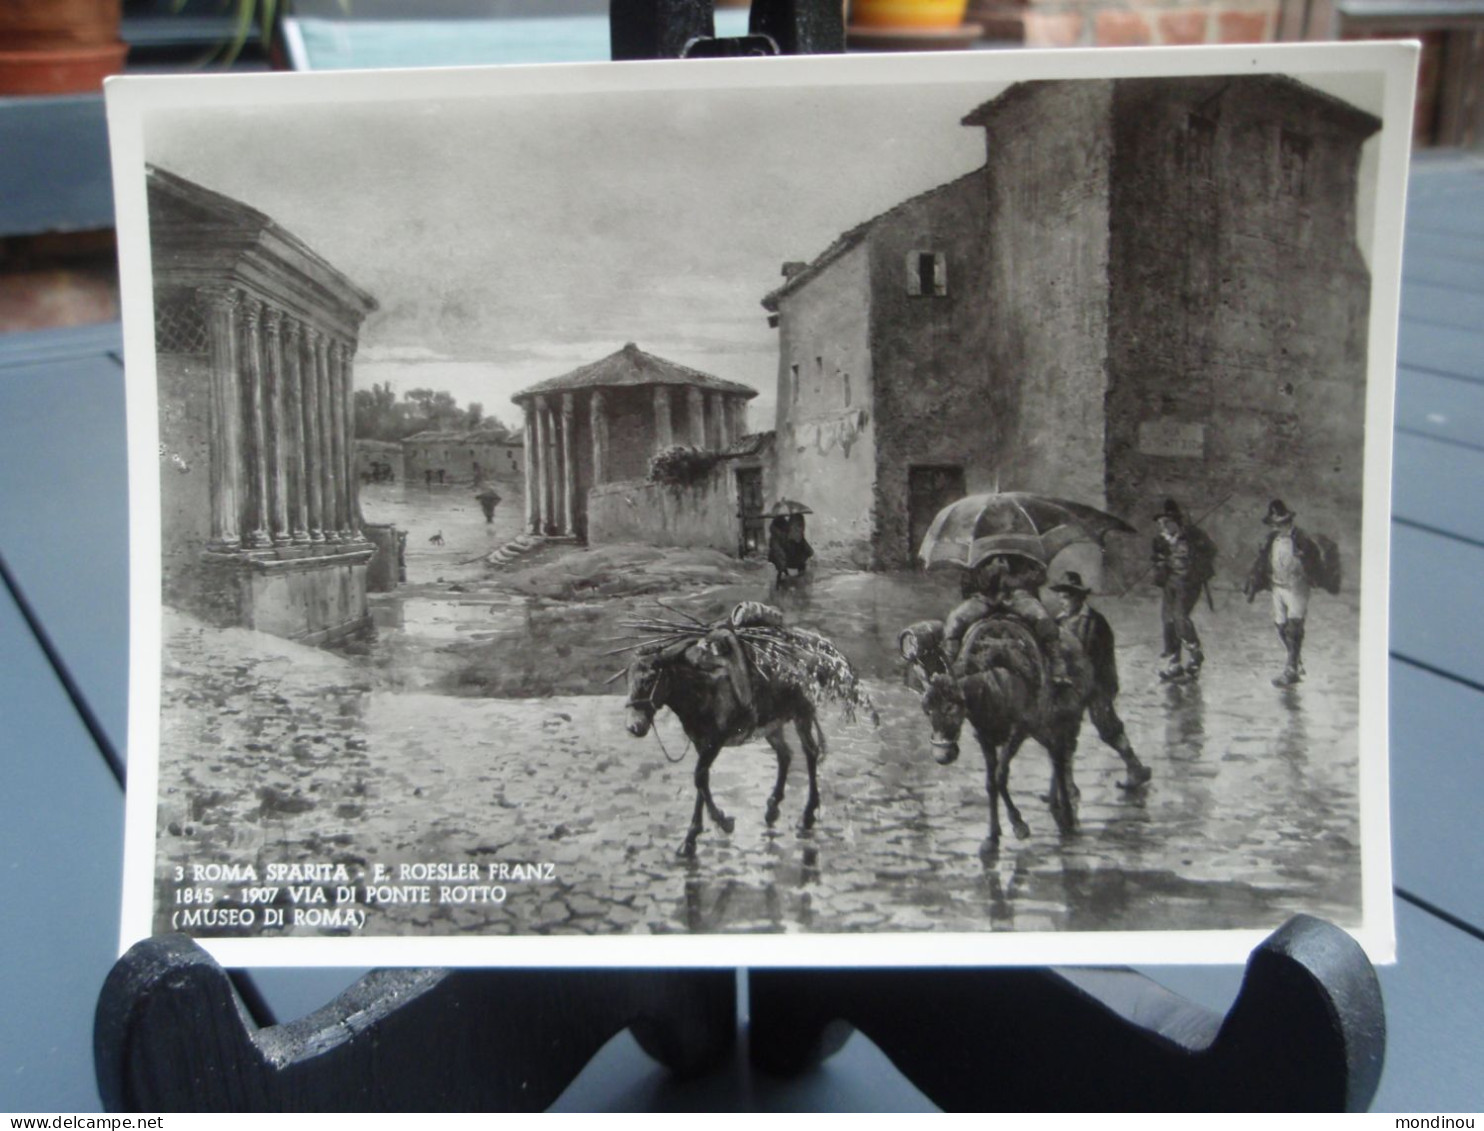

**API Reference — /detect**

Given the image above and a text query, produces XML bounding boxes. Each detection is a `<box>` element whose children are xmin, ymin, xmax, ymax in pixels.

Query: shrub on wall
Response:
<box><xmin>647</xmin><ymin>445</ymin><xmax>721</xmax><ymax>488</ymax></box>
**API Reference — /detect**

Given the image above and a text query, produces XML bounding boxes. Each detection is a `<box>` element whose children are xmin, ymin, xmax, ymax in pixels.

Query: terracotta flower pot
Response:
<box><xmin>0</xmin><ymin>43</ymin><xmax>129</xmax><ymax>95</ymax></box>
<box><xmin>850</xmin><ymin>0</ymin><xmax>969</xmax><ymax>28</ymax></box>
<box><xmin>0</xmin><ymin>0</ymin><xmax>123</xmax><ymax>48</ymax></box>
<box><xmin>0</xmin><ymin>0</ymin><xmax>125</xmax><ymax>95</ymax></box>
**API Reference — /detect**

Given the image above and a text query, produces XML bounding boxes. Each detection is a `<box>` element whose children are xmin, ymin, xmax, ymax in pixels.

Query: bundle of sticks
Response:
<box><xmin>609</xmin><ymin>603</ymin><xmax>879</xmax><ymax>725</ymax></box>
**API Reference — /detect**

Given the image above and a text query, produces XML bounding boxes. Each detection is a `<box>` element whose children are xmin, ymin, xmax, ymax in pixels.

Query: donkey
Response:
<box><xmin>900</xmin><ymin>617</ymin><xmax>1094</xmax><ymax>853</ymax></box>
<box><xmin>623</xmin><ymin>633</ymin><xmax>825</xmax><ymax>857</ymax></box>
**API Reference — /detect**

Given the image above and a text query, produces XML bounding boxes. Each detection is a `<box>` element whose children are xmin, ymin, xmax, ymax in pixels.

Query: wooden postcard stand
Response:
<box><xmin>94</xmin><ymin>0</ymin><xmax>1387</xmax><ymax>1110</ymax></box>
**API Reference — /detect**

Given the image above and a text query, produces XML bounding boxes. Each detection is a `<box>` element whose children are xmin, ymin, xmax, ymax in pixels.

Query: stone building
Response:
<box><xmin>401</xmin><ymin>427</ymin><xmax>523</xmax><ymax>485</ymax></box>
<box><xmin>511</xmin><ymin>342</ymin><xmax>756</xmax><ymax>541</ymax></box>
<box><xmin>763</xmin><ymin>171</ymin><xmax>989</xmax><ymax>569</ymax></box>
<box><xmin>149</xmin><ymin>166</ymin><xmax>379</xmax><ymax>643</ymax></box>
<box><xmin>766</xmin><ymin>75</ymin><xmax>1379</xmax><ymax>580</ymax></box>
<box><xmin>355</xmin><ymin>438</ymin><xmax>404</xmax><ymax>483</ymax></box>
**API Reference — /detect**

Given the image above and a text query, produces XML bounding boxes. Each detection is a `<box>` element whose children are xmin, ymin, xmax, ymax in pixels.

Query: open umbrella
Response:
<box><xmin>768</xmin><ymin>499</ymin><xmax>814</xmax><ymax>517</ymax></box>
<box><xmin>918</xmin><ymin>492</ymin><xmax>1135</xmax><ymax>571</ymax></box>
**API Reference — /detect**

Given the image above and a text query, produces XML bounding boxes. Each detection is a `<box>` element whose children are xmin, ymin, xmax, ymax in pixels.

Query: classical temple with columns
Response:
<box><xmin>149</xmin><ymin>167</ymin><xmax>380</xmax><ymax>645</ymax></box>
<box><xmin>511</xmin><ymin>343</ymin><xmax>756</xmax><ymax>542</ymax></box>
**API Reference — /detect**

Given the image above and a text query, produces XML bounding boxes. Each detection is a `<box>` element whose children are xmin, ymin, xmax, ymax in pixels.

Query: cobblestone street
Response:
<box><xmin>155</xmin><ymin>523</ymin><xmax>1364</xmax><ymax>940</ymax></box>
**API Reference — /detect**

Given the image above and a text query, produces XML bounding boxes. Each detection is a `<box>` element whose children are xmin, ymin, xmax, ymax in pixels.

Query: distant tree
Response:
<box><xmin>353</xmin><ymin>385</ymin><xmax>507</xmax><ymax>442</ymax></box>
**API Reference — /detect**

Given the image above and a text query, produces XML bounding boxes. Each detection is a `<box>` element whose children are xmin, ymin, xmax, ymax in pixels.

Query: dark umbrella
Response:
<box><xmin>768</xmin><ymin>499</ymin><xmax>814</xmax><ymax>517</ymax></box>
<box><xmin>918</xmin><ymin>492</ymin><xmax>1135</xmax><ymax>571</ymax></box>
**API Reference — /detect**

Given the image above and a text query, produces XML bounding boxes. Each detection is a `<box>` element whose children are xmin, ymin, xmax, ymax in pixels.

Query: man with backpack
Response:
<box><xmin>1243</xmin><ymin>498</ymin><xmax>1339</xmax><ymax>688</ymax></box>
<box><xmin>1152</xmin><ymin>498</ymin><xmax>1217</xmax><ymax>682</ymax></box>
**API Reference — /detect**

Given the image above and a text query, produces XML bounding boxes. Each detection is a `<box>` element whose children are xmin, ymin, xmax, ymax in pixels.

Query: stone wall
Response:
<box><xmin>1103</xmin><ymin>76</ymin><xmax>1378</xmax><ymax>582</ymax></box>
<box><xmin>771</xmin><ymin>240</ymin><xmax>878</xmax><ymax>567</ymax></box>
<box><xmin>238</xmin><ymin>550</ymin><xmax>372</xmax><ymax>645</ymax></box>
<box><xmin>969</xmin><ymin>81</ymin><xmax>1114</xmax><ymax>512</ymax></box>
<box><xmin>158</xmin><ymin>353</ymin><xmax>214</xmax><ymax>613</ymax></box>
<box><xmin>587</xmin><ymin>468</ymin><xmax>740</xmax><ymax>556</ymax></box>
<box><xmin>867</xmin><ymin>172</ymin><xmax>995</xmax><ymax>571</ymax></box>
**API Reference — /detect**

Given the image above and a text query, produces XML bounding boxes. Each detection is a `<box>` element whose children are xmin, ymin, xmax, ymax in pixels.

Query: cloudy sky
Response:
<box><xmin>143</xmin><ymin>63</ymin><xmax>1381</xmax><ymax>433</ymax></box>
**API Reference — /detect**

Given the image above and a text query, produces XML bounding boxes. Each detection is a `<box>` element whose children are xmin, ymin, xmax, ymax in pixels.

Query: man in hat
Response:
<box><xmin>1244</xmin><ymin>499</ymin><xmax>1323</xmax><ymax>687</ymax></box>
<box><xmin>1050</xmin><ymin>570</ymin><xmax>1151</xmax><ymax>787</ymax></box>
<box><xmin>1151</xmin><ymin>498</ymin><xmax>1216</xmax><ymax>681</ymax></box>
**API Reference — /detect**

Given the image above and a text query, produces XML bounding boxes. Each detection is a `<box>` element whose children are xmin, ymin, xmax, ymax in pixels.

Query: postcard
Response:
<box><xmin>108</xmin><ymin>41</ymin><xmax>1413</xmax><ymax>967</ymax></box>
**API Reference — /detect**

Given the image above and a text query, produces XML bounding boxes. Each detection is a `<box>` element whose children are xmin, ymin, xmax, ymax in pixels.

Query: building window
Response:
<box><xmin>1279</xmin><ymin>129</ymin><xmax>1310</xmax><ymax>196</ymax></box>
<box><xmin>842</xmin><ymin>372</ymin><xmax>852</xmax><ymax>407</ymax></box>
<box><xmin>790</xmin><ymin>363</ymin><xmax>800</xmax><ymax>406</ymax></box>
<box><xmin>1186</xmin><ymin>113</ymin><xmax>1216</xmax><ymax>183</ymax></box>
<box><xmin>906</xmin><ymin>251</ymin><xmax>947</xmax><ymax>296</ymax></box>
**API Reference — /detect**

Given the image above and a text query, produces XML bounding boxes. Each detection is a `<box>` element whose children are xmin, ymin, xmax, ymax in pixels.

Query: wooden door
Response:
<box><xmin>908</xmin><ymin>465</ymin><xmax>965</xmax><ymax>567</ymax></box>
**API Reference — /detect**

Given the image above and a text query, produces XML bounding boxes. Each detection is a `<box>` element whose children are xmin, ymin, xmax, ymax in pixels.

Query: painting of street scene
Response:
<box><xmin>124</xmin><ymin>55</ymin><xmax>1396</xmax><ymax>953</ymax></box>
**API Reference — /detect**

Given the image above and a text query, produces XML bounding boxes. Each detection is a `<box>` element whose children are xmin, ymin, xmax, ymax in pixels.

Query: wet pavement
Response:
<box><xmin>154</xmin><ymin>488</ymin><xmax>1363</xmax><ymax>940</ymax></box>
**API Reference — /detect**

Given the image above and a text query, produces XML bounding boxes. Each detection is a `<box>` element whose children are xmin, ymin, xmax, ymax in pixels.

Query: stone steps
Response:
<box><xmin>488</xmin><ymin>533</ymin><xmax>546</xmax><ymax>567</ymax></box>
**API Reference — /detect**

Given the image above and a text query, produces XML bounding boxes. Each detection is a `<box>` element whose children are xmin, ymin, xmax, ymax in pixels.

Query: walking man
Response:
<box><xmin>1244</xmin><ymin>498</ymin><xmax>1323</xmax><ymax>687</ymax></box>
<box><xmin>1151</xmin><ymin>498</ymin><xmax>1217</xmax><ymax>682</ymax></box>
<box><xmin>1050</xmin><ymin>571</ymin><xmax>1151</xmax><ymax>788</ymax></box>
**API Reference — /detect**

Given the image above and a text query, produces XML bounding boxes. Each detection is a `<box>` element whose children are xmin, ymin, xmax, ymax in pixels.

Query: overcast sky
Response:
<box><xmin>144</xmin><ymin>66</ymin><xmax>1381</xmax><ymax>432</ymax></box>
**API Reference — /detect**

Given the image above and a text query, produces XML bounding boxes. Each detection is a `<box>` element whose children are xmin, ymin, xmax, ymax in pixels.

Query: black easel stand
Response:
<box><xmin>93</xmin><ymin>1</ymin><xmax>1387</xmax><ymax>1111</ymax></box>
<box><xmin>94</xmin><ymin>934</ymin><xmax>736</xmax><ymax>1111</ymax></box>
<box><xmin>749</xmin><ymin>915</ymin><xmax>1386</xmax><ymax>1111</ymax></box>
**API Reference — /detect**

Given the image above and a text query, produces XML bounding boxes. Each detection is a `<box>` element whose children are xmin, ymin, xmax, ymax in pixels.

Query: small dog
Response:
<box><xmin>428</xmin><ymin>530</ymin><xmax>444</xmax><ymax>546</ymax></box>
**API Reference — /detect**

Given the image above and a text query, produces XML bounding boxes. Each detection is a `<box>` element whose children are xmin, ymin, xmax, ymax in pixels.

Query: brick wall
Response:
<box><xmin>973</xmin><ymin>0</ymin><xmax>1279</xmax><ymax>47</ymax></box>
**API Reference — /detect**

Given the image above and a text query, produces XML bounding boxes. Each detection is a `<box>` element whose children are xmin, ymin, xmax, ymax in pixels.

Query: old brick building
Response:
<box><xmin>401</xmin><ymin>427</ymin><xmax>523</xmax><ymax>486</ymax></box>
<box><xmin>766</xmin><ymin>74</ymin><xmax>1379</xmax><ymax>580</ymax></box>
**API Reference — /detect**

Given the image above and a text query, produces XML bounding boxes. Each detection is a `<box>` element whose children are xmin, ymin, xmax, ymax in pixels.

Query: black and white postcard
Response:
<box><xmin>108</xmin><ymin>42</ymin><xmax>1413</xmax><ymax>966</ymax></box>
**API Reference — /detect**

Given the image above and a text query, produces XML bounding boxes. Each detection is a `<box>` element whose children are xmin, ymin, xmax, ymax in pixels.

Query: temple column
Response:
<box><xmin>687</xmin><ymin>385</ymin><xmax>706</xmax><ymax>448</ymax></box>
<box><xmin>560</xmin><ymin>392</ymin><xmax>576</xmax><ymax>537</ymax></box>
<box><xmin>340</xmin><ymin>340</ymin><xmax>362</xmax><ymax>539</ymax></box>
<box><xmin>706</xmin><ymin>390</ymin><xmax>723</xmax><ymax>449</ymax></box>
<box><xmin>201</xmin><ymin>286</ymin><xmax>243</xmax><ymax>551</ymax></box>
<box><xmin>283</xmin><ymin>319</ymin><xmax>310</xmax><ymax>543</ymax></box>
<box><xmin>719</xmin><ymin>395</ymin><xmax>735</xmax><ymax>444</ymax></box>
<box><xmin>590</xmin><ymin>389</ymin><xmax>609</xmax><ymax>486</ymax></box>
<box><xmin>302</xmin><ymin>328</ymin><xmax>326</xmax><ymax>542</ymax></box>
<box><xmin>523</xmin><ymin>401</ymin><xmax>539</xmax><ymax>534</ymax></box>
<box><xmin>653</xmin><ymin>384</ymin><xmax>673</xmax><ymax>451</ymax></box>
<box><xmin>328</xmin><ymin>340</ymin><xmax>350</xmax><ymax>540</ymax></box>
<box><xmin>263</xmin><ymin>308</ymin><xmax>290</xmax><ymax>544</ymax></box>
<box><xmin>535</xmin><ymin>395</ymin><xmax>553</xmax><ymax>534</ymax></box>
<box><xmin>315</xmin><ymin>331</ymin><xmax>340</xmax><ymax>543</ymax></box>
<box><xmin>240</xmin><ymin>298</ymin><xmax>272</xmax><ymax>548</ymax></box>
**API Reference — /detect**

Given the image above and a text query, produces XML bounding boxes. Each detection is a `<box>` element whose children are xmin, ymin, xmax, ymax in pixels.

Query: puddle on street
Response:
<box><xmin>159</xmin><ymin>509</ymin><xmax>1365</xmax><ymax>939</ymax></box>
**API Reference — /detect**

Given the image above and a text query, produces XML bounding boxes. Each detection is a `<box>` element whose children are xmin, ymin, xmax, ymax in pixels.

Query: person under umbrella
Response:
<box><xmin>475</xmin><ymin>487</ymin><xmax>502</xmax><ymax>524</ymax></box>
<box><xmin>767</xmin><ymin>501</ymin><xmax>814</xmax><ymax>580</ymax></box>
<box><xmin>920</xmin><ymin>492</ymin><xmax>1136</xmax><ymax>692</ymax></box>
<box><xmin>943</xmin><ymin>553</ymin><xmax>1070</xmax><ymax>689</ymax></box>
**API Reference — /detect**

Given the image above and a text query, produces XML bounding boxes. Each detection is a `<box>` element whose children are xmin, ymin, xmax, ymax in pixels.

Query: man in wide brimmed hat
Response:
<box><xmin>1151</xmin><ymin>498</ymin><xmax>1217</xmax><ymax>682</ymax></box>
<box><xmin>1244</xmin><ymin>498</ymin><xmax>1323</xmax><ymax>687</ymax></box>
<box><xmin>1050</xmin><ymin>570</ymin><xmax>1151</xmax><ymax>788</ymax></box>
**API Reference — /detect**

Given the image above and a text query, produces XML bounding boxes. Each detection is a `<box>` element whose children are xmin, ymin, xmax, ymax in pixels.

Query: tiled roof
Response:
<box><xmin>511</xmin><ymin>342</ymin><xmax>758</xmax><ymax>402</ymax></box>
<box><xmin>761</xmin><ymin>170</ymin><xmax>982</xmax><ymax>312</ymax></box>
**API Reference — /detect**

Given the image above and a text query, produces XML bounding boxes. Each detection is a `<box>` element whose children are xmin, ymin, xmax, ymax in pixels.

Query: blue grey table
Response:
<box><xmin>2</xmin><ymin>150</ymin><xmax>1483</xmax><ymax>1112</ymax></box>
